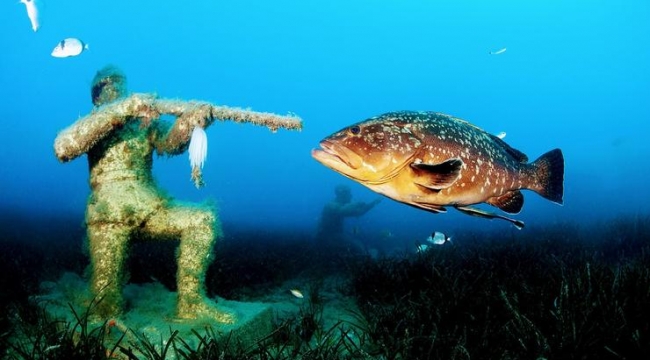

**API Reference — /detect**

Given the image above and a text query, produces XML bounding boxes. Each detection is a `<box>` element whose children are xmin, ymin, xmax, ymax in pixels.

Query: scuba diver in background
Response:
<box><xmin>315</xmin><ymin>185</ymin><xmax>381</xmax><ymax>249</ymax></box>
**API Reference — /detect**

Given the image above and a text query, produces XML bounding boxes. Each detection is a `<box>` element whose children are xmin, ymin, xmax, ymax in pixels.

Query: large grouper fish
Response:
<box><xmin>311</xmin><ymin>111</ymin><xmax>564</xmax><ymax>229</ymax></box>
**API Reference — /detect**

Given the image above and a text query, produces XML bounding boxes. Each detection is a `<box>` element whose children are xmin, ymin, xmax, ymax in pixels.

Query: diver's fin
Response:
<box><xmin>485</xmin><ymin>190</ymin><xmax>524</xmax><ymax>214</ymax></box>
<box><xmin>455</xmin><ymin>205</ymin><xmax>524</xmax><ymax>230</ymax></box>
<box><xmin>529</xmin><ymin>148</ymin><xmax>565</xmax><ymax>205</ymax></box>
<box><xmin>410</xmin><ymin>158</ymin><xmax>463</xmax><ymax>190</ymax></box>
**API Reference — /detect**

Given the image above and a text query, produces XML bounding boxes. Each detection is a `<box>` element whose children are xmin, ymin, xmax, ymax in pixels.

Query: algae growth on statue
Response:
<box><xmin>54</xmin><ymin>65</ymin><xmax>302</xmax><ymax>323</ymax></box>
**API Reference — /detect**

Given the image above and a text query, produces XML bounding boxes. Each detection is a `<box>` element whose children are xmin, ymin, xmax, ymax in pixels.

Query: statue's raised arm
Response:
<box><xmin>54</xmin><ymin>93</ymin><xmax>158</xmax><ymax>162</ymax></box>
<box><xmin>54</xmin><ymin>67</ymin><xmax>301</xmax><ymax>187</ymax></box>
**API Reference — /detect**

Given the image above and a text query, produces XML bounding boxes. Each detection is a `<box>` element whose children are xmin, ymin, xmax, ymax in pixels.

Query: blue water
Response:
<box><xmin>1</xmin><ymin>0</ymin><xmax>649</xmax><ymax>245</ymax></box>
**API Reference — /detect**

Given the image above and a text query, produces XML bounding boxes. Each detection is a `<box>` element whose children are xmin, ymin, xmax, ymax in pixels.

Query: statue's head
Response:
<box><xmin>334</xmin><ymin>184</ymin><xmax>352</xmax><ymax>204</ymax></box>
<box><xmin>91</xmin><ymin>65</ymin><xmax>128</xmax><ymax>106</ymax></box>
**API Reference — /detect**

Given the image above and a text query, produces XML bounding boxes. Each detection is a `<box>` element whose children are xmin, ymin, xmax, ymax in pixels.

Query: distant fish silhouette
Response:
<box><xmin>20</xmin><ymin>0</ymin><xmax>39</xmax><ymax>32</ymax></box>
<box><xmin>490</xmin><ymin>47</ymin><xmax>507</xmax><ymax>55</ymax></box>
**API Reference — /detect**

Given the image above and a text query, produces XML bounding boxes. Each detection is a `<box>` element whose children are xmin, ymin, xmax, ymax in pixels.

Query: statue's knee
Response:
<box><xmin>188</xmin><ymin>209</ymin><xmax>220</xmax><ymax>237</ymax></box>
<box><xmin>87</xmin><ymin>223</ymin><xmax>130</xmax><ymax>246</ymax></box>
<box><xmin>197</xmin><ymin>210</ymin><xmax>216</xmax><ymax>226</ymax></box>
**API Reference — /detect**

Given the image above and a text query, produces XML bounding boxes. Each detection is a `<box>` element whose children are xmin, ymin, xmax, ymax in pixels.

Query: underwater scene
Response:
<box><xmin>1</xmin><ymin>0</ymin><xmax>649</xmax><ymax>359</ymax></box>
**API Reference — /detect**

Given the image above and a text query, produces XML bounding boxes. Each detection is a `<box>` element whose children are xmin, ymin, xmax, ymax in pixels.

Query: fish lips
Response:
<box><xmin>311</xmin><ymin>140</ymin><xmax>363</xmax><ymax>171</ymax></box>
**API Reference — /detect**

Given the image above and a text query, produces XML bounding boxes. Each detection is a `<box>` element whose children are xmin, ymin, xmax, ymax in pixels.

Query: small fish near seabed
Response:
<box><xmin>289</xmin><ymin>289</ymin><xmax>304</xmax><ymax>299</ymax></box>
<box><xmin>416</xmin><ymin>244</ymin><xmax>429</xmax><ymax>253</ymax></box>
<box><xmin>427</xmin><ymin>231</ymin><xmax>452</xmax><ymax>245</ymax></box>
<box><xmin>418</xmin><ymin>231</ymin><xmax>453</xmax><ymax>253</ymax></box>
<box><xmin>20</xmin><ymin>0</ymin><xmax>39</xmax><ymax>32</ymax></box>
<box><xmin>311</xmin><ymin>111</ymin><xmax>564</xmax><ymax>229</ymax></box>
<box><xmin>51</xmin><ymin>38</ymin><xmax>89</xmax><ymax>58</ymax></box>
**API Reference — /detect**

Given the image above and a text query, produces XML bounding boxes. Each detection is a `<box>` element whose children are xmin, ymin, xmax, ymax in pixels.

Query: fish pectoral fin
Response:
<box><xmin>485</xmin><ymin>190</ymin><xmax>524</xmax><ymax>214</ymax></box>
<box><xmin>410</xmin><ymin>158</ymin><xmax>463</xmax><ymax>190</ymax></box>
<box><xmin>455</xmin><ymin>205</ymin><xmax>524</xmax><ymax>230</ymax></box>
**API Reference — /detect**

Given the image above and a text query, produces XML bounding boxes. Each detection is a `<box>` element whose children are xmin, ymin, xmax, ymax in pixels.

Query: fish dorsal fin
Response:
<box><xmin>485</xmin><ymin>190</ymin><xmax>524</xmax><ymax>214</ymax></box>
<box><xmin>489</xmin><ymin>134</ymin><xmax>528</xmax><ymax>163</ymax></box>
<box><xmin>410</xmin><ymin>158</ymin><xmax>463</xmax><ymax>190</ymax></box>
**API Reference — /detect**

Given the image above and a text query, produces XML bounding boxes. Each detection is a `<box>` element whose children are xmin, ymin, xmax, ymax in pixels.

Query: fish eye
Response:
<box><xmin>348</xmin><ymin>125</ymin><xmax>361</xmax><ymax>136</ymax></box>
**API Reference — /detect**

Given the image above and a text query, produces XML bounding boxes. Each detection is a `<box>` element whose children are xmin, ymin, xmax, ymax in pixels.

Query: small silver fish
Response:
<box><xmin>51</xmin><ymin>38</ymin><xmax>89</xmax><ymax>58</ymax></box>
<box><xmin>20</xmin><ymin>0</ymin><xmax>39</xmax><ymax>32</ymax></box>
<box><xmin>490</xmin><ymin>47</ymin><xmax>507</xmax><ymax>55</ymax></box>
<box><xmin>290</xmin><ymin>289</ymin><xmax>304</xmax><ymax>299</ymax></box>
<box><xmin>416</xmin><ymin>244</ymin><xmax>429</xmax><ymax>253</ymax></box>
<box><xmin>426</xmin><ymin>231</ymin><xmax>452</xmax><ymax>245</ymax></box>
<box><xmin>496</xmin><ymin>131</ymin><xmax>506</xmax><ymax>139</ymax></box>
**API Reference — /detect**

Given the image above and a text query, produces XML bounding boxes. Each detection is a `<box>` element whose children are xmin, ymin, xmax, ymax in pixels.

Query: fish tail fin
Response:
<box><xmin>529</xmin><ymin>148</ymin><xmax>564</xmax><ymax>204</ymax></box>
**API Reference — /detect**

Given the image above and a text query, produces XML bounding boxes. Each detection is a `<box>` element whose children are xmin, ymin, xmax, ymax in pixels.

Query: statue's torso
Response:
<box><xmin>88</xmin><ymin>121</ymin><xmax>155</xmax><ymax>187</ymax></box>
<box><xmin>86</xmin><ymin>121</ymin><xmax>165</xmax><ymax>226</ymax></box>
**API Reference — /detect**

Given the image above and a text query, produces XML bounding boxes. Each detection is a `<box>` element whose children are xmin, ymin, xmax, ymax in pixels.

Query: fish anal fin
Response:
<box><xmin>410</xmin><ymin>158</ymin><xmax>463</xmax><ymax>190</ymax></box>
<box><xmin>408</xmin><ymin>199</ymin><xmax>447</xmax><ymax>214</ymax></box>
<box><xmin>455</xmin><ymin>205</ymin><xmax>524</xmax><ymax>230</ymax></box>
<box><xmin>485</xmin><ymin>190</ymin><xmax>524</xmax><ymax>214</ymax></box>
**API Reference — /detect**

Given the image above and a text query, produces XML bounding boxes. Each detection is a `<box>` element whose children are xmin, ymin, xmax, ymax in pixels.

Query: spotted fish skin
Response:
<box><xmin>311</xmin><ymin>111</ymin><xmax>564</xmax><ymax>228</ymax></box>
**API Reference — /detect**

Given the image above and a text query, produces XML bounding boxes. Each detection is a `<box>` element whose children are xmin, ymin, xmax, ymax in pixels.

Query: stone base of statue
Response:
<box><xmin>35</xmin><ymin>272</ymin><xmax>274</xmax><ymax>354</ymax></box>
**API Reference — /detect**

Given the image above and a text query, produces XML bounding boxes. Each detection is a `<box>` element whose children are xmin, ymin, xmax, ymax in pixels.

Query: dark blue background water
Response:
<box><xmin>1</xmin><ymin>0</ymin><xmax>648</xmax><ymax>247</ymax></box>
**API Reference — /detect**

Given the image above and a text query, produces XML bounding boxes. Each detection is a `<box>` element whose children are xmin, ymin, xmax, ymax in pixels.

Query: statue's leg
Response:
<box><xmin>87</xmin><ymin>223</ymin><xmax>130</xmax><ymax>318</ymax></box>
<box><xmin>142</xmin><ymin>204</ymin><xmax>234</xmax><ymax>323</ymax></box>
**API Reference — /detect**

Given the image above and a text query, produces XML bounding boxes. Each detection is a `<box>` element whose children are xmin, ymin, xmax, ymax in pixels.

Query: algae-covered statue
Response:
<box><xmin>54</xmin><ymin>66</ymin><xmax>301</xmax><ymax>322</ymax></box>
<box><xmin>315</xmin><ymin>185</ymin><xmax>381</xmax><ymax>243</ymax></box>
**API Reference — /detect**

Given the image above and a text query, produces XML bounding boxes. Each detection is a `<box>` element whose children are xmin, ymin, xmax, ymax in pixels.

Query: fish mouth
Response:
<box><xmin>311</xmin><ymin>140</ymin><xmax>363</xmax><ymax>170</ymax></box>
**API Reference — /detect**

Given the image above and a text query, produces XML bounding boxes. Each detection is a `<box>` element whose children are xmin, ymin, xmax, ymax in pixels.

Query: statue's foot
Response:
<box><xmin>176</xmin><ymin>297</ymin><xmax>236</xmax><ymax>324</ymax></box>
<box><xmin>91</xmin><ymin>298</ymin><xmax>123</xmax><ymax>321</ymax></box>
